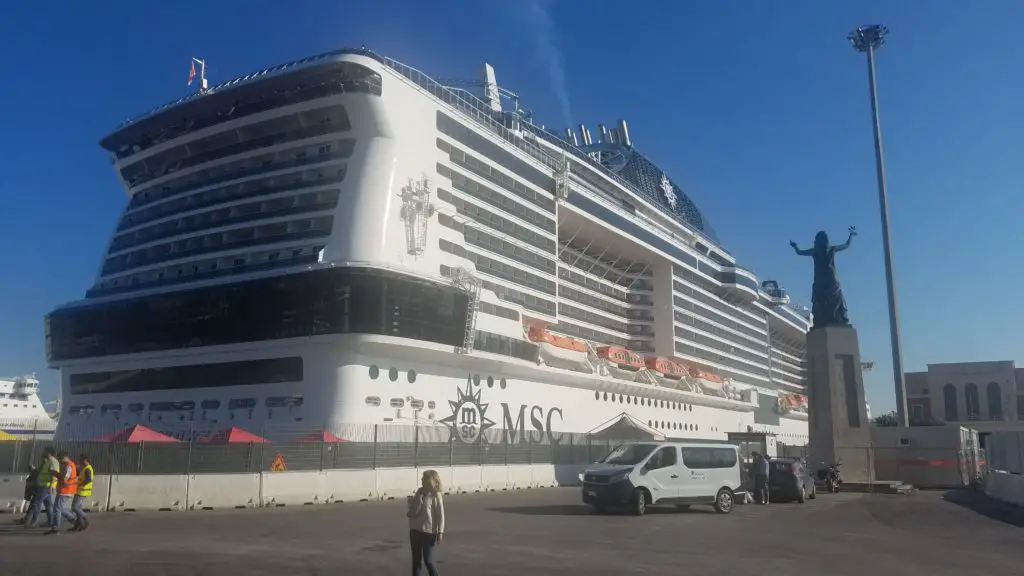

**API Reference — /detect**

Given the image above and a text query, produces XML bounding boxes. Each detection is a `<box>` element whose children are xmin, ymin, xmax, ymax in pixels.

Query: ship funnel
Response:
<box><xmin>579</xmin><ymin>124</ymin><xmax>592</xmax><ymax>146</ymax></box>
<box><xmin>608</xmin><ymin>127</ymin><xmax>618</xmax><ymax>144</ymax></box>
<box><xmin>597</xmin><ymin>124</ymin><xmax>608</xmax><ymax>143</ymax></box>
<box><xmin>617</xmin><ymin>119</ymin><xmax>631</xmax><ymax>147</ymax></box>
<box><xmin>482</xmin><ymin>63</ymin><xmax>502</xmax><ymax>113</ymax></box>
<box><xmin>564</xmin><ymin>128</ymin><xmax>578</xmax><ymax>146</ymax></box>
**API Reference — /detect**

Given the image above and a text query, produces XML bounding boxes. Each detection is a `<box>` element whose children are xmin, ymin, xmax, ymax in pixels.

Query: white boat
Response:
<box><xmin>0</xmin><ymin>374</ymin><xmax>57</xmax><ymax>438</ymax></box>
<box><xmin>46</xmin><ymin>47</ymin><xmax>812</xmax><ymax>448</ymax></box>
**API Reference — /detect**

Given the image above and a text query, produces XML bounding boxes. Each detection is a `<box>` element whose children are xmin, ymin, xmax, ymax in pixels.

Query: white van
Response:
<box><xmin>580</xmin><ymin>441</ymin><xmax>742</xmax><ymax>516</ymax></box>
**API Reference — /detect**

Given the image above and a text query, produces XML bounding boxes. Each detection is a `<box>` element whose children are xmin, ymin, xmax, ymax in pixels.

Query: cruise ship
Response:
<box><xmin>0</xmin><ymin>374</ymin><xmax>57</xmax><ymax>437</ymax></box>
<box><xmin>46</xmin><ymin>47</ymin><xmax>811</xmax><ymax>447</ymax></box>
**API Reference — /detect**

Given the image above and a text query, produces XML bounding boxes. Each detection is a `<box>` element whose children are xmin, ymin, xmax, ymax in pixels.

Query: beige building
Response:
<box><xmin>905</xmin><ymin>360</ymin><xmax>1024</xmax><ymax>432</ymax></box>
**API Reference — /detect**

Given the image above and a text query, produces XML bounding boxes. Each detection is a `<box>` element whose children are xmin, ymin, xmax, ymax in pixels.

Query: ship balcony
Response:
<box><xmin>719</xmin><ymin>267</ymin><xmax>758</xmax><ymax>303</ymax></box>
<box><xmin>760</xmin><ymin>280</ymin><xmax>791</xmax><ymax>306</ymax></box>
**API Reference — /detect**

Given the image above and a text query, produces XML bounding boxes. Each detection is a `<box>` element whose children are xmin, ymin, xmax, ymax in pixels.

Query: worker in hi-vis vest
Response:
<box><xmin>72</xmin><ymin>454</ymin><xmax>93</xmax><ymax>531</ymax></box>
<box><xmin>47</xmin><ymin>451</ymin><xmax>79</xmax><ymax>535</ymax></box>
<box><xmin>23</xmin><ymin>447</ymin><xmax>60</xmax><ymax>530</ymax></box>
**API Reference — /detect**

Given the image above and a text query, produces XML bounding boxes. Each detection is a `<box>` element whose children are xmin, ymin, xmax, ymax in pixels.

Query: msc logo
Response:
<box><xmin>439</xmin><ymin>377</ymin><xmax>495</xmax><ymax>444</ymax></box>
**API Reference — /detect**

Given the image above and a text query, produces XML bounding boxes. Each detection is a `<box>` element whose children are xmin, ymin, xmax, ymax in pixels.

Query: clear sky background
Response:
<box><xmin>1</xmin><ymin>1</ymin><xmax>1021</xmax><ymax>414</ymax></box>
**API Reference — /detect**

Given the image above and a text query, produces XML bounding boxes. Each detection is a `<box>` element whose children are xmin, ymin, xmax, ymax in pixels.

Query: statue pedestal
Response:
<box><xmin>807</xmin><ymin>325</ymin><xmax>874</xmax><ymax>483</ymax></box>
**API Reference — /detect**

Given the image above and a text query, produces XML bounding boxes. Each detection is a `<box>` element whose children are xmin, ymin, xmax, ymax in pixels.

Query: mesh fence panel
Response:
<box><xmin>2</xmin><ymin>421</ymin><xmax>642</xmax><ymax>474</ymax></box>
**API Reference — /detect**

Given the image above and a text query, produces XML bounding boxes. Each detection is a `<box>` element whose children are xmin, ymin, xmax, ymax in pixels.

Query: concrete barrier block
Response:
<box><xmin>261</xmin><ymin>470</ymin><xmax>329</xmax><ymax>506</ymax></box>
<box><xmin>531</xmin><ymin>464</ymin><xmax>558</xmax><ymax>487</ymax></box>
<box><xmin>323</xmin><ymin>469</ymin><xmax>378</xmax><ymax>502</ymax></box>
<box><xmin>108</xmin><ymin>474</ymin><xmax>188</xmax><ymax>511</ymax></box>
<box><xmin>376</xmin><ymin>467</ymin><xmax>417</xmax><ymax>500</ymax></box>
<box><xmin>481</xmin><ymin>465</ymin><xmax>507</xmax><ymax>491</ymax></box>
<box><xmin>451</xmin><ymin>465</ymin><xmax>483</xmax><ymax>493</ymax></box>
<box><xmin>188</xmin><ymin>473</ymin><xmax>260</xmax><ymax>510</ymax></box>
<box><xmin>82</xmin><ymin>474</ymin><xmax>112</xmax><ymax>513</ymax></box>
<box><xmin>0</xmin><ymin>474</ymin><xmax>27</xmax><ymax>514</ymax></box>
<box><xmin>506</xmin><ymin>465</ymin><xmax>533</xmax><ymax>489</ymax></box>
<box><xmin>553</xmin><ymin>464</ymin><xmax>586</xmax><ymax>487</ymax></box>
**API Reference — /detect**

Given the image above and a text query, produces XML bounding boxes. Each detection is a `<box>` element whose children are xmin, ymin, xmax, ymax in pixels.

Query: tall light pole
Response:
<box><xmin>849</xmin><ymin>24</ymin><xmax>909</xmax><ymax>427</ymax></box>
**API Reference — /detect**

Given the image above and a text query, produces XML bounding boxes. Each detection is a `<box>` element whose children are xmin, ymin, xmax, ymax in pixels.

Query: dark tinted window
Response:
<box><xmin>681</xmin><ymin>447</ymin><xmax>737</xmax><ymax>469</ymax></box>
<box><xmin>770</xmin><ymin>460</ymin><xmax>799</xmax><ymax>476</ymax></box>
<box><xmin>107</xmin><ymin>61</ymin><xmax>382</xmax><ymax>159</ymax></box>
<box><xmin>69</xmin><ymin>357</ymin><xmax>303</xmax><ymax>395</ymax></box>
<box><xmin>647</xmin><ymin>446</ymin><xmax>678</xmax><ymax>470</ymax></box>
<box><xmin>47</xmin><ymin>268</ymin><xmax>469</xmax><ymax>361</ymax></box>
<box><xmin>120</xmin><ymin>106</ymin><xmax>352</xmax><ymax>187</ymax></box>
<box><xmin>473</xmin><ymin>330</ymin><xmax>537</xmax><ymax>362</ymax></box>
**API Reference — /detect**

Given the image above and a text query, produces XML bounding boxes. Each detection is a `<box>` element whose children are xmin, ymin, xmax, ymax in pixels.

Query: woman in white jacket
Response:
<box><xmin>407</xmin><ymin>469</ymin><xmax>445</xmax><ymax>576</ymax></box>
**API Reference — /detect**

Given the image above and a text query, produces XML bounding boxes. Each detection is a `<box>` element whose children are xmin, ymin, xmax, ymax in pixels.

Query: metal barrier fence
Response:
<box><xmin>3</xmin><ymin>419</ymin><xmax>988</xmax><ymax>489</ymax></box>
<box><xmin>1</xmin><ymin>421</ymin><xmax>624</xmax><ymax>476</ymax></box>
<box><xmin>773</xmin><ymin>443</ymin><xmax>986</xmax><ymax>488</ymax></box>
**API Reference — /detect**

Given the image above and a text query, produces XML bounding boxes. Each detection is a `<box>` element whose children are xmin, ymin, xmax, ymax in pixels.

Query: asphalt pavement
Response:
<box><xmin>0</xmin><ymin>487</ymin><xmax>1020</xmax><ymax>575</ymax></box>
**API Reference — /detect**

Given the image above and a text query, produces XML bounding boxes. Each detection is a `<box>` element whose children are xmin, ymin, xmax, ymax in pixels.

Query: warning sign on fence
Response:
<box><xmin>269</xmin><ymin>452</ymin><xmax>287</xmax><ymax>472</ymax></box>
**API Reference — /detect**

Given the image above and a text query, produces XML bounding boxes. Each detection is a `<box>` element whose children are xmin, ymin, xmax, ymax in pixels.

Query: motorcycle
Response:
<box><xmin>819</xmin><ymin>461</ymin><xmax>843</xmax><ymax>493</ymax></box>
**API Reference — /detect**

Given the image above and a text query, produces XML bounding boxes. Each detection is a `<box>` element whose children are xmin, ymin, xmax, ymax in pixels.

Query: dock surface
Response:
<box><xmin>1</xmin><ymin>488</ymin><xmax>1020</xmax><ymax>575</ymax></box>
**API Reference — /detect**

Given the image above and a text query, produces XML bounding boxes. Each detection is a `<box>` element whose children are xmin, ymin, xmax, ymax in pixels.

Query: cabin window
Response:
<box><xmin>228</xmin><ymin>398</ymin><xmax>257</xmax><ymax>410</ymax></box>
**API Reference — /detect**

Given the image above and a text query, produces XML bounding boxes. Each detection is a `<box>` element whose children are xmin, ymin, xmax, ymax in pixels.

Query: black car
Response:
<box><xmin>768</xmin><ymin>457</ymin><xmax>816</xmax><ymax>503</ymax></box>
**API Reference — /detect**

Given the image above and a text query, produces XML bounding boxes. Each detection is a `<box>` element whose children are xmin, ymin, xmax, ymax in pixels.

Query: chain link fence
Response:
<box><xmin>0</xmin><ymin>421</ymin><xmax>627</xmax><ymax>476</ymax></box>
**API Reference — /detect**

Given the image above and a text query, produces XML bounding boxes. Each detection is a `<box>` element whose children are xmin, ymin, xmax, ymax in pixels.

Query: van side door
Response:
<box><xmin>640</xmin><ymin>446</ymin><xmax>681</xmax><ymax>502</ymax></box>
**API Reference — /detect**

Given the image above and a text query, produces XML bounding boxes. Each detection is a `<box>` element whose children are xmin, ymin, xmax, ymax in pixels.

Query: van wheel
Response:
<box><xmin>631</xmin><ymin>489</ymin><xmax>647</xmax><ymax>516</ymax></box>
<box><xmin>797</xmin><ymin>486</ymin><xmax>806</xmax><ymax>503</ymax></box>
<box><xmin>714</xmin><ymin>488</ymin><xmax>734</xmax><ymax>514</ymax></box>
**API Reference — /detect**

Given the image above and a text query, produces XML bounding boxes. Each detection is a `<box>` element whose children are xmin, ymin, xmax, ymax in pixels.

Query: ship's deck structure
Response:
<box><xmin>45</xmin><ymin>47</ymin><xmax>812</xmax><ymax>442</ymax></box>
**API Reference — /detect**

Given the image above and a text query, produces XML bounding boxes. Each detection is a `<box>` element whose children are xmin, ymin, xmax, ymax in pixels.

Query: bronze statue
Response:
<box><xmin>790</xmin><ymin>227</ymin><xmax>857</xmax><ymax>329</ymax></box>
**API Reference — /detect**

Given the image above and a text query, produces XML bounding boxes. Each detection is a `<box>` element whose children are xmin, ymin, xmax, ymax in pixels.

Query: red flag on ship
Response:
<box><xmin>187</xmin><ymin>60</ymin><xmax>196</xmax><ymax>86</ymax></box>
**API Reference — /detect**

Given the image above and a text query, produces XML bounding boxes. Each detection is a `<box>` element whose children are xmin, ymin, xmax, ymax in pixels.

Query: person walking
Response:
<box><xmin>46</xmin><ymin>451</ymin><xmax>79</xmax><ymax>535</ymax></box>
<box><xmin>752</xmin><ymin>451</ymin><xmax>770</xmax><ymax>505</ymax></box>
<box><xmin>407</xmin><ymin>469</ymin><xmax>445</xmax><ymax>576</ymax></box>
<box><xmin>15</xmin><ymin>465</ymin><xmax>39</xmax><ymax>525</ymax></box>
<box><xmin>71</xmin><ymin>454</ymin><xmax>94</xmax><ymax>532</ymax></box>
<box><xmin>24</xmin><ymin>448</ymin><xmax>59</xmax><ymax>530</ymax></box>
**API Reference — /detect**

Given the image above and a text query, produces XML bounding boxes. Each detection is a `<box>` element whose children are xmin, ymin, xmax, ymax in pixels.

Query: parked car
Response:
<box><xmin>768</xmin><ymin>457</ymin><xmax>816</xmax><ymax>503</ymax></box>
<box><xmin>580</xmin><ymin>441</ymin><xmax>742</xmax><ymax>516</ymax></box>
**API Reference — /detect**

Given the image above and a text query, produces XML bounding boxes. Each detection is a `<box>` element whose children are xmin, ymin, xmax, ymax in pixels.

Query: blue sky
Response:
<box><xmin>1</xmin><ymin>1</ymin><xmax>1021</xmax><ymax>413</ymax></box>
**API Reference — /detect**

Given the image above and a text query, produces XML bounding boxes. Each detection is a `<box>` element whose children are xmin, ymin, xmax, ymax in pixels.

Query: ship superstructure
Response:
<box><xmin>0</xmin><ymin>374</ymin><xmax>56</xmax><ymax>436</ymax></box>
<box><xmin>46</xmin><ymin>48</ymin><xmax>811</xmax><ymax>446</ymax></box>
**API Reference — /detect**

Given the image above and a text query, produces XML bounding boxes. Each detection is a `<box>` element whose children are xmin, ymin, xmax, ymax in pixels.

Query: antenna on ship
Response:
<box><xmin>188</xmin><ymin>57</ymin><xmax>209</xmax><ymax>93</ymax></box>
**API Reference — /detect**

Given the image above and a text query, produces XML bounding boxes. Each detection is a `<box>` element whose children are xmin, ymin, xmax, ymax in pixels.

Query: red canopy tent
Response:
<box><xmin>95</xmin><ymin>424</ymin><xmax>180</xmax><ymax>443</ymax></box>
<box><xmin>295</xmin><ymin>430</ymin><xmax>349</xmax><ymax>443</ymax></box>
<box><xmin>200</xmin><ymin>426</ymin><xmax>268</xmax><ymax>444</ymax></box>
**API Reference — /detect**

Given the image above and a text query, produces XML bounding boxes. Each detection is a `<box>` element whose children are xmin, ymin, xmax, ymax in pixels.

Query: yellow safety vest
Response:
<box><xmin>36</xmin><ymin>456</ymin><xmax>59</xmax><ymax>489</ymax></box>
<box><xmin>77</xmin><ymin>464</ymin><xmax>94</xmax><ymax>497</ymax></box>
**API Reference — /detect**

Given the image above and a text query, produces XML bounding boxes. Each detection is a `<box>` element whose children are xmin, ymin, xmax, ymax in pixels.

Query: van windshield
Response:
<box><xmin>600</xmin><ymin>443</ymin><xmax>657</xmax><ymax>466</ymax></box>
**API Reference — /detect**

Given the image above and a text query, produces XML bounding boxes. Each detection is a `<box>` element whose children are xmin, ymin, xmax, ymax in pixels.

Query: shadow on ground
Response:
<box><xmin>941</xmin><ymin>489</ymin><xmax>1024</xmax><ymax>527</ymax></box>
<box><xmin>488</xmin><ymin>504</ymin><xmax>714</xmax><ymax>516</ymax></box>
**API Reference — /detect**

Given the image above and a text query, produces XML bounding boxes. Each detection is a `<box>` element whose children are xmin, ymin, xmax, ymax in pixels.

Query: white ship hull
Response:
<box><xmin>52</xmin><ymin>335</ymin><xmax>807</xmax><ymax>445</ymax></box>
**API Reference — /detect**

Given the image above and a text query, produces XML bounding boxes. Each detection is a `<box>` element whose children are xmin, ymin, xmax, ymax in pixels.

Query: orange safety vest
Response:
<box><xmin>58</xmin><ymin>460</ymin><xmax>78</xmax><ymax>496</ymax></box>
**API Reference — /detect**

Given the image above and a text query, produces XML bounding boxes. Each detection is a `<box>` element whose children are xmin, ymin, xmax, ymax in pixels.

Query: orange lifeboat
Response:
<box><xmin>688</xmin><ymin>366</ymin><xmax>723</xmax><ymax>384</ymax></box>
<box><xmin>797</xmin><ymin>394</ymin><xmax>809</xmax><ymax>411</ymax></box>
<box><xmin>778</xmin><ymin>393</ymin><xmax>798</xmax><ymax>410</ymax></box>
<box><xmin>644</xmin><ymin>356</ymin><xmax>685</xmax><ymax>379</ymax></box>
<box><xmin>689</xmin><ymin>365</ymin><xmax>726</xmax><ymax>393</ymax></box>
<box><xmin>527</xmin><ymin>326</ymin><xmax>586</xmax><ymax>352</ymax></box>
<box><xmin>596</xmin><ymin>346</ymin><xmax>645</xmax><ymax>371</ymax></box>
